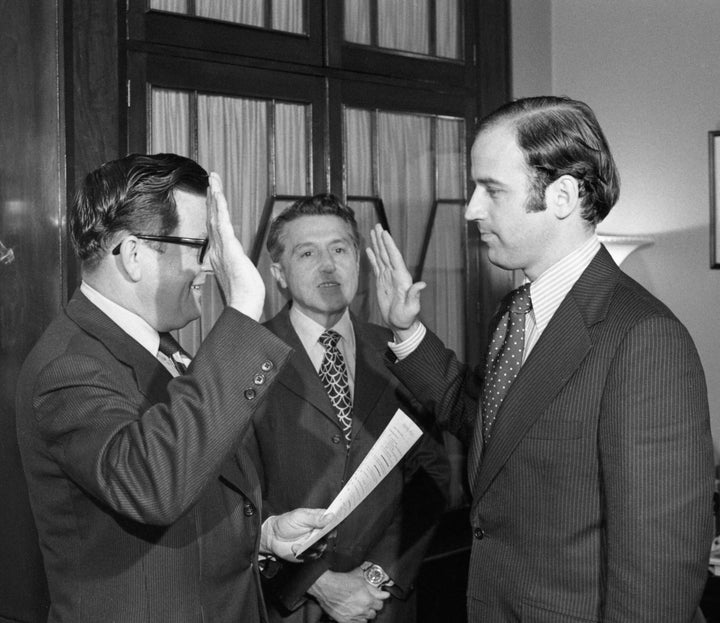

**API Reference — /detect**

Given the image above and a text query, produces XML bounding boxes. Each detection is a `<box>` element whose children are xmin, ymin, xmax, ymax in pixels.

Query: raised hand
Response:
<box><xmin>205</xmin><ymin>172</ymin><xmax>265</xmax><ymax>320</ymax></box>
<box><xmin>366</xmin><ymin>224</ymin><xmax>426</xmax><ymax>340</ymax></box>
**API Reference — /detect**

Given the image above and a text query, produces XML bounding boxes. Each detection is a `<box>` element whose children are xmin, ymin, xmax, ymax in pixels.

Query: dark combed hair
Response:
<box><xmin>478</xmin><ymin>96</ymin><xmax>620</xmax><ymax>224</ymax></box>
<box><xmin>71</xmin><ymin>153</ymin><xmax>209</xmax><ymax>267</ymax></box>
<box><xmin>266</xmin><ymin>193</ymin><xmax>360</xmax><ymax>262</ymax></box>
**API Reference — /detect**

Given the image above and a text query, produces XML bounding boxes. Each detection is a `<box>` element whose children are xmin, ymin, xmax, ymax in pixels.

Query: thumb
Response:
<box><xmin>407</xmin><ymin>281</ymin><xmax>427</xmax><ymax>303</ymax></box>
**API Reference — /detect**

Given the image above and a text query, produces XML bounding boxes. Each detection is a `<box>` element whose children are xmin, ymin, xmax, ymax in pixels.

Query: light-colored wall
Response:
<box><xmin>511</xmin><ymin>0</ymin><xmax>720</xmax><ymax>460</ymax></box>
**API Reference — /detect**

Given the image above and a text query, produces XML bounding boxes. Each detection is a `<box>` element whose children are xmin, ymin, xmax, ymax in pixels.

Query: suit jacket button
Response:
<box><xmin>243</xmin><ymin>502</ymin><xmax>256</xmax><ymax>517</ymax></box>
<box><xmin>253</xmin><ymin>373</ymin><xmax>265</xmax><ymax>385</ymax></box>
<box><xmin>244</xmin><ymin>388</ymin><xmax>256</xmax><ymax>400</ymax></box>
<box><xmin>331</xmin><ymin>434</ymin><xmax>342</xmax><ymax>444</ymax></box>
<box><xmin>261</xmin><ymin>360</ymin><xmax>273</xmax><ymax>372</ymax></box>
<box><xmin>473</xmin><ymin>527</ymin><xmax>485</xmax><ymax>540</ymax></box>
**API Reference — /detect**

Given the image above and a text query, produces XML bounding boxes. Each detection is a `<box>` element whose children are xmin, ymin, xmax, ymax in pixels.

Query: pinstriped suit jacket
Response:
<box><xmin>391</xmin><ymin>246</ymin><xmax>715</xmax><ymax>622</ymax></box>
<box><xmin>16</xmin><ymin>290</ymin><xmax>292</xmax><ymax>623</ymax></box>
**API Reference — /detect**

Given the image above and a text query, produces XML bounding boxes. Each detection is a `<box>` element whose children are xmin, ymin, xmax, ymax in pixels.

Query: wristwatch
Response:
<box><xmin>361</xmin><ymin>561</ymin><xmax>392</xmax><ymax>587</ymax></box>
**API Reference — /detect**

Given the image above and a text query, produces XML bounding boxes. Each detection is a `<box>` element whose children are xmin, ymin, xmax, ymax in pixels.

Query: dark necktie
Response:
<box><xmin>468</xmin><ymin>284</ymin><xmax>532</xmax><ymax>488</ymax></box>
<box><xmin>158</xmin><ymin>332</ymin><xmax>190</xmax><ymax>375</ymax></box>
<box><xmin>318</xmin><ymin>330</ymin><xmax>353</xmax><ymax>446</ymax></box>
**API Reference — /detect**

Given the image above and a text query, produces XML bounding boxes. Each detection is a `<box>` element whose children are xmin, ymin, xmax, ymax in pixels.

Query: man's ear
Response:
<box><xmin>545</xmin><ymin>175</ymin><xmax>580</xmax><ymax>220</ymax></box>
<box><xmin>270</xmin><ymin>262</ymin><xmax>287</xmax><ymax>289</ymax></box>
<box><xmin>115</xmin><ymin>237</ymin><xmax>143</xmax><ymax>282</ymax></box>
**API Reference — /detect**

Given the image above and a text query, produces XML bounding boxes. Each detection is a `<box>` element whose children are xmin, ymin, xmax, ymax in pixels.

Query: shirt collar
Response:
<box><xmin>527</xmin><ymin>234</ymin><xmax>601</xmax><ymax>335</ymax></box>
<box><xmin>80</xmin><ymin>281</ymin><xmax>160</xmax><ymax>357</ymax></box>
<box><xmin>289</xmin><ymin>304</ymin><xmax>354</xmax><ymax>352</ymax></box>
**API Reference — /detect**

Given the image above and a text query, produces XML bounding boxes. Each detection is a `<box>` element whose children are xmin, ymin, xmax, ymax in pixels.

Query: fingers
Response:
<box><xmin>294</xmin><ymin>508</ymin><xmax>333</xmax><ymax>528</ymax></box>
<box><xmin>369</xmin><ymin>588</ymin><xmax>391</xmax><ymax>602</ymax></box>
<box><xmin>365</xmin><ymin>247</ymin><xmax>380</xmax><ymax>277</ymax></box>
<box><xmin>370</xmin><ymin>224</ymin><xmax>412</xmax><ymax>278</ymax></box>
<box><xmin>365</xmin><ymin>591</ymin><xmax>390</xmax><ymax>620</ymax></box>
<box><xmin>207</xmin><ymin>173</ymin><xmax>234</xmax><ymax>238</ymax></box>
<box><xmin>368</xmin><ymin>226</ymin><xmax>390</xmax><ymax>272</ymax></box>
<box><xmin>379</xmin><ymin>228</ymin><xmax>405</xmax><ymax>271</ymax></box>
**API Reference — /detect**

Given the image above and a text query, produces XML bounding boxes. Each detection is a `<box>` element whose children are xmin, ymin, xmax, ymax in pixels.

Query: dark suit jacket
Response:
<box><xmin>251</xmin><ymin>305</ymin><xmax>450</xmax><ymax>621</ymax></box>
<box><xmin>391</xmin><ymin>247</ymin><xmax>715</xmax><ymax>623</ymax></box>
<box><xmin>15</xmin><ymin>290</ymin><xmax>292</xmax><ymax>623</ymax></box>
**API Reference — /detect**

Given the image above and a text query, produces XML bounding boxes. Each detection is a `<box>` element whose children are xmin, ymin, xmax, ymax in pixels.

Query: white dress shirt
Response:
<box><xmin>390</xmin><ymin>234</ymin><xmax>601</xmax><ymax>364</ymax></box>
<box><xmin>80</xmin><ymin>281</ymin><xmax>180</xmax><ymax>377</ymax></box>
<box><xmin>289</xmin><ymin>305</ymin><xmax>356</xmax><ymax>396</ymax></box>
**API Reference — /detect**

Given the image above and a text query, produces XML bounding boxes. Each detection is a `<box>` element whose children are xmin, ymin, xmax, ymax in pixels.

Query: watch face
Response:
<box><xmin>364</xmin><ymin>565</ymin><xmax>385</xmax><ymax>586</ymax></box>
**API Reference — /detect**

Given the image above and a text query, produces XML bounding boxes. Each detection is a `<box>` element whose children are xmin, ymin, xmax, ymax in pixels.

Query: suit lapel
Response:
<box><xmin>65</xmin><ymin>291</ymin><xmax>172</xmax><ymax>405</ymax></box>
<box><xmin>264</xmin><ymin>306</ymin><xmax>339</xmax><ymax>426</ymax></box>
<box><xmin>68</xmin><ymin>291</ymin><xmax>258</xmax><ymax>499</ymax></box>
<box><xmin>265</xmin><ymin>307</ymin><xmax>394</xmax><ymax>437</ymax></box>
<box><xmin>472</xmin><ymin>246</ymin><xmax>621</xmax><ymax>504</ymax></box>
<box><xmin>350</xmin><ymin>320</ymin><xmax>391</xmax><ymax>436</ymax></box>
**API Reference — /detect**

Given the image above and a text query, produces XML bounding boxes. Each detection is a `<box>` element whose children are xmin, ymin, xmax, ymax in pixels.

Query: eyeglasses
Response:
<box><xmin>112</xmin><ymin>234</ymin><xmax>209</xmax><ymax>264</ymax></box>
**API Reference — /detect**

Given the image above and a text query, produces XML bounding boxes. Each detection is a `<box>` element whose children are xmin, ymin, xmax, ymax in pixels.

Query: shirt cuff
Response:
<box><xmin>388</xmin><ymin>323</ymin><xmax>426</xmax><ymax>360</ymax></box>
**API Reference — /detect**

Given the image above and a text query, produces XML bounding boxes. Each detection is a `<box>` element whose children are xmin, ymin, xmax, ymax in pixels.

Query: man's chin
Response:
<box><xmin>486</xmin><ymin>249</ymin><xmax>514</xmax><ymax>271</ymax></box>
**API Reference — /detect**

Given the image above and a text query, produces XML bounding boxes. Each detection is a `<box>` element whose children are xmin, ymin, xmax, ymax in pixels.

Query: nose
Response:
<box><xmin>464</xmin><ymin>187</ymin><xmax>486</xmax><ymax>222</ymax></box>
<box><xmin>318</xmin><ymin>250</ymin><xmax>336</xmax><ymax>272</ymax></box>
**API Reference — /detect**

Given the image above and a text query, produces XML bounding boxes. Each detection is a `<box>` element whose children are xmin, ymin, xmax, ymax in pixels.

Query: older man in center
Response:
<box><xmin>250</xmin><ymin>194</ymin><xmax>450</xmax><ymax>623</ymax></box>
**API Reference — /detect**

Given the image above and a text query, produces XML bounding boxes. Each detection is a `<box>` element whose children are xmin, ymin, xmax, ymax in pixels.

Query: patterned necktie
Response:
<box><xmin>468</xmin><ymin>284</ymin><xmax>532</xmax><ymax>488</ymax></box>
<box><xmin>318</xmin><ymin>330</ymin><xmax>353</xmax><ymax>445</ymax></box>
<box><xmin>158</xmin><ymin>332</ymin><xmax>191</xmax><ymax>375</ymax></box>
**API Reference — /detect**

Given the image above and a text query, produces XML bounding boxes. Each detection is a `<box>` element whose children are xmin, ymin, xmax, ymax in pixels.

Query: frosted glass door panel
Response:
<box><xmin>150</xmin><ymin>0</ymin><xmax>305</xmax><ymax>33</ymax></box>
<box><xmin>150</xmin><ymin>87</ymin><xmax>310</xmax><ymax>350</ymax></box>
<box><xmin>344</xmin><ymin>107</ymin><xmax>466</xmax><ymax>353</ymax></box>
<box><xmin>344</xmin><ymin>0</ymin><xmax>461</xmax><ymax>59</ymax></box>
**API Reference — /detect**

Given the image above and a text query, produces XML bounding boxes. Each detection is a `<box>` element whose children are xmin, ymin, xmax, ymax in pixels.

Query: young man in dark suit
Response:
<box><xmin>252</xmin><ymin>194</ymin><xmax>449</xmax><ymax>622</ymax></box>
<box><xmin>368</xmin><ymin>96</ymin><xmax>715</xmax><ymax>622</ymax></box>
<box><xmin>15</xmin><ymin>154</ymin><xmax>330</xmax><ymax>623</ymax></box>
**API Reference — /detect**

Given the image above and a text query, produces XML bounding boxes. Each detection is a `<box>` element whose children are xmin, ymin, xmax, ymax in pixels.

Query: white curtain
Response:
<box><xmin>344</xmin><ymin>0</ymin><xmax>460</xmax><ymax>59</ymax></box>
<box><xmin>196</xmin><ymin>0</ymin><xmax>264</xmax><ymax>27</ymax></box>
<box><xmin>150</xmin><ymin>0</ymin><xmax>304</xmax><ymax>33</ymax></box>
<box><xmin>149</xmin><ymin>0</ymin><xmax>187</xmax><ymax>12</ymax></box>
<box><xmin>273</xmin><ymin>0</ymin><xmax>303</xmax><ymax>32</ymax></box>
<box><xmin>344</xmin><ymin>0</ymin><xmax>372</xmax><ymax>45</ymax></box>
<box><xmin>344</xmin><ymin>107</ymin><xmax>465</xmax><ymax>354</ymax></box>
<box><xmin>436</xmin><ymin>0</ymin><xmax>460</xmax><ymax>59</ymax></box>
<box><xmin>377</xmin><ymin>112</ymin><xmax>433</xmax><ymax>274</ymax></box>
<box><xmin>379</xmin><ymin>0</ymin><xmax>429</xmax><ymax>54</ymax></box>
<box><xmin>151</xmin><ymin>89</ymin><xmax>191</xmax><ymax>158</ymax></box>
<box><xmin>150</xmin><ymin>88</ymin><xmax>309</xmax><ymax>348</ymax></box>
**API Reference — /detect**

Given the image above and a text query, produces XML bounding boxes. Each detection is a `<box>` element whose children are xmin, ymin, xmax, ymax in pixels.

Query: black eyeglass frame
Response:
<box><xmin>112</xmin><ymin>234</ymin><xmax>209</xmax><ymax>264</ymax></box>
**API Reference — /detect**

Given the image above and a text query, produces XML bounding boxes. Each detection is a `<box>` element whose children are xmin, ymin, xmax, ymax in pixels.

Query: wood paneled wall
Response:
<box><xmin>0</xmin><ymin>2</ymin><xmax>120</xmax><ymax>621</ymax></box>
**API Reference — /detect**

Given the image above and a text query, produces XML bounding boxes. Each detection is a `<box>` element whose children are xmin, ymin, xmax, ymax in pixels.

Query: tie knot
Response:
<box><xmin>158</xmin><ymin>332</ymin><xmax>183</xmax><ymax>358</ymax></box>
<box><xmin>319</xmin><ymin>330</ymin><xmax>342</xmax><ymax>349</ymax></box>
<box><xmin>508</xmin><ymin>284</ymin><xmax>532</xmax><ymax>314</ymax></box>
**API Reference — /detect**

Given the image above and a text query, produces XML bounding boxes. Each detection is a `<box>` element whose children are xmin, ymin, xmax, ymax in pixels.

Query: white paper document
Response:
<box><xmin>294</xmin><ymin>409</ymin><xmax>423</xmax><ymax>557</ymax></box>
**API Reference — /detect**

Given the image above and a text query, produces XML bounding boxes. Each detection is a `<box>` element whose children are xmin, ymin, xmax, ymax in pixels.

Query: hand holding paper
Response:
<box><xmin>294</xmin><ymin>409</ymin><xmax>422</xmax><ymax>558</ymax></box>
<box><xmin>261</xmin><ymin>508</ymin><xmax>334</xmax><ymax>562</ymax></box>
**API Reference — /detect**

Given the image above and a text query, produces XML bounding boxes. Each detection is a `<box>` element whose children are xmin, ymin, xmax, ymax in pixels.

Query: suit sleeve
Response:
<box><xmin>599</xmin><ymin>315</ymin><xmax>714</xmax><ymax>622</ymax></box>
<box><xmin>390</xmin><ymin>328</ymin><xmax>481</xmax><ymax>445</ymax></box>
<box><xmin>32</xmin><ymin>308</ymin><xmax>292</xmax><ymax>525</ymax></box>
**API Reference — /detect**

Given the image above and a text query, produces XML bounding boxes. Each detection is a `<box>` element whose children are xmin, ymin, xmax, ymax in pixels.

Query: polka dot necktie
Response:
<box><xmin>158</xmin><ymin>332</ymin><xmax>191</xmax><ymax>375</ymax></box>
<box><xmin>318</xmin><ymin>330</ymin><xmax>353</xmax><ymax>446</ymax></box>
<box><xmin>468</xmin><ymin>284</ymin><xmax>532</xmax><ymax>489</ymax></box>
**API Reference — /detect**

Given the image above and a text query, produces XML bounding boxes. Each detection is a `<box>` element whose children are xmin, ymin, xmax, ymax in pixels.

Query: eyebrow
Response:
<box><xmin>292</xmin><ymin>237</ymin><xmax>353</xmax><ymax>250</ymax></box>
<box><xmin>474</xmin><ymin>176</ymin><xmax>506</xmax><ymax>188</ymax></box>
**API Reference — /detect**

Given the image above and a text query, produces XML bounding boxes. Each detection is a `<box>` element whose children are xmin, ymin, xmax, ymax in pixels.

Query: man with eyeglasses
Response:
<box><xmin>15</xmin><ymin>153</ymin><xmax>331</xmax><ymax>623</ymax></box>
